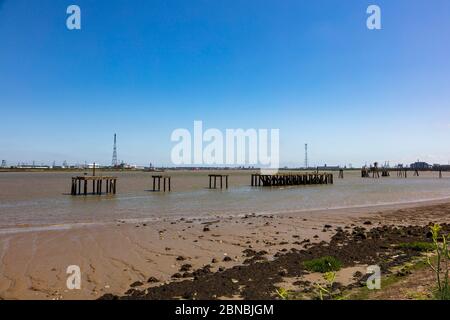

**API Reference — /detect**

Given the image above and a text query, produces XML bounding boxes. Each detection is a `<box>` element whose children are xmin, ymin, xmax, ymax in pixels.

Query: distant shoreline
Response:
<box><xmin>0</xmin><ymin>168</ymin><xmax>364</xmax><ymax>173</ymax></box>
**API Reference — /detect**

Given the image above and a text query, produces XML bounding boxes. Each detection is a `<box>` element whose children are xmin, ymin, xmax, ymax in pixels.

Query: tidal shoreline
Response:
<box><xmin>1</xmin><ymin>199</ymin><xmax>450</xmax><ymax>300</ymax></box>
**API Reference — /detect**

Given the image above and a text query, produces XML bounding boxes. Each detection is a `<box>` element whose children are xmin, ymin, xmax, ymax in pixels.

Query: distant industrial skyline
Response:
<box><xmin>2</xmin><ymin>131</ymin><xmax>449</xmax><ymax>170</ymax></box>
<box><xmin>1</xmin><ymin>1</ymin><xmax>450</xmax><ymax>167</ymax></box>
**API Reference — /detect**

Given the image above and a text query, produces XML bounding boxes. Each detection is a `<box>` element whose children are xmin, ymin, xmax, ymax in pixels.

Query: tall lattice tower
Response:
<box><xmin>112</xmin><ymin>133</ymin><xmax>118</xmax><ymax>167</ymax></box>
<box><xmin>304</xmin><ymin>143</ymin><xmax>308</xmax><ymax>169</ymax></box>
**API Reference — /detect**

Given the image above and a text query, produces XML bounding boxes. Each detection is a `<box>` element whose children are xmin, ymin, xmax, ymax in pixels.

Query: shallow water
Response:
<box><xmin>1</xmin><ymin>170</ymin><xmax>450</xmax><ymax>229</ymax></box>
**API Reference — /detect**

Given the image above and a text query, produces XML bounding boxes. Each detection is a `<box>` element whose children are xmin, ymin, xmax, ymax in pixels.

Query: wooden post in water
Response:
<box><xmin>70</xmin><ymin>175</ymin><xmax>117</xmax><ymax>196</ymax></box>
<box><xmin>152</xmin><ymin>175</ymin><xmax>171</xmax><ymax>192</ymax></box>
<box><xmin>209</xmin><ymin>174</ymin><xmax>228</xmax><ymax>189</ymax></box>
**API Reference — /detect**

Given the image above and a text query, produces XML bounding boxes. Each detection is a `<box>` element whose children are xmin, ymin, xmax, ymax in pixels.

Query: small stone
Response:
<box><xmin>179</xmin><ymin>264</ymin><xmax>192</xmax><ymax>272</ymax></box>
<box><xmin>130</xmin><ymin>281</ymin><xmax>143</xmax><ymax>288</ymax></box>
<box><xmin>147</xmin><ymin>277</ymin><xmax>159</xmax><ymax>283</ymax></box>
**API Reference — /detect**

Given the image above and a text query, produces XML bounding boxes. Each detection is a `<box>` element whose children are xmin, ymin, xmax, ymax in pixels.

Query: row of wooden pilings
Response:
<box><xmin>209</xmin><ymin>174</ymin><xmax>229</xmax><ymax>189</ymax></box>
<box><xmin>361</xmin><ymin>168</ymin><xmax>390</xmax><ymax>178</ymax></box>
<box><xmin>152</xmin><ymin>175</ymin><xmax>171</xmax><ymax>192</ymax></box>
<box><xmin>362</xmin><ymin>168</ymin><xmax>444</xmax><ymax>179</ymax></box>
<box><xmin>71</xmin><ymin>172</ymin><xmax>336</xmax><ymax>196</ymax></box>
<box><xmin>70</xmin><ymin>174</ymin><xmax>232</xmax><ymax>195</ymax></box>
<box><xmin>152</xmin><ymin>174</ymin><xmax>230</xmax><ymax>192</ymax></box>
<box><xmin>71</xmin><ymin>176</ymin><xmax>117</xmax><ymax>195</ymax></box>
<box><xmin>251</xmin><ymin>173</ymin><xmax>334</xmax><ymax>187</ymax></box>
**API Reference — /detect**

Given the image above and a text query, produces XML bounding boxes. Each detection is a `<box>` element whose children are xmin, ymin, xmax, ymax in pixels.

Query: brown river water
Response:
<box><xmin>1</xmin><ymin>170</ymin><xmax>450</xmax><ymax>232</ymax></box>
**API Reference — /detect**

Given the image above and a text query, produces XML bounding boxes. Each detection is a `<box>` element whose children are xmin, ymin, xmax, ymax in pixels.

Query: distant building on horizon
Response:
<box><xmin>433</xmin><ymin>164</ymin><xmax>450</xmax><ymax>171</ymax></box>
<box><xmin>410</xmin><ymin>161</ymin><xmax>431</xmax><ymax>170</ymax></box>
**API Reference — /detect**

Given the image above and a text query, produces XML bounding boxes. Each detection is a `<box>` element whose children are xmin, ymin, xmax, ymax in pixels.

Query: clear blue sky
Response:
<box><xmin>1</xmin><ymin>0</ymin><xmax>450</xmax><ymax>167</ymax></box>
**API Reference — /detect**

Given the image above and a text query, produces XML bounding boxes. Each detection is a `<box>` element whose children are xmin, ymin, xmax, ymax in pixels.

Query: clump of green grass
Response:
<box><xmin>398</xmin><ymin>242</ymin><xmax>435</xmax><ymax>252</ymax></box>
<box><xmin>303</xmin><ymin>256</ymin><xmax>342</xmax><ymax>273</ymax></box>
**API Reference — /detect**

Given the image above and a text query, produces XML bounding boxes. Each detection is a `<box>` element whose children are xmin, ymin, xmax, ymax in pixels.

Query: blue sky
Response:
<box><xmin>1</xmin><ymin>0</ymin><xmax>450</xmax><ymax>167</ymax></box>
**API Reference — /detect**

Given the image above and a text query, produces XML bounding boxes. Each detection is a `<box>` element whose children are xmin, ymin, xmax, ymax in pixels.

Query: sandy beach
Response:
<box><xmin>1</xmin><ymin>197</ymin><xmax>449</xmax><ymax>300</ymax></box>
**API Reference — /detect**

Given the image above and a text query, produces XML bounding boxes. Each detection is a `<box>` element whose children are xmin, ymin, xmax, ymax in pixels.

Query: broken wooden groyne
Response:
<box><xmin>152</xmin><ymin>175</ymin><xmax>171</xmax><ymax>192</ymax></box>
<box><xmin>71</xmin><ymin>176</ymin><xmax>117</xmax><ymax>195</ymax></box>
<box><xmin>362</xmin><ymin>167</ymin><xmax>444</xmax><ymax>179</ymax></box>
<box><xmin>251</xmin><ymin>172</ymin><xmax>333</xmax><ymax>187</ymax></box>
<box><xmin>209</xmin><ymin>174</ymin><xmax>229</xmax><ymax>189</ymax></box>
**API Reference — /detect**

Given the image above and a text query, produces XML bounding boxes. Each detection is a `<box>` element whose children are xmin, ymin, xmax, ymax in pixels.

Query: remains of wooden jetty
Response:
<box><xmin>361</xmin><ymin>167</ymin><xmax>370</xmax><ymax>178</ymax></box>
<box><xmin>71</xmin><ymin>176</ymin><xmax>117</xmax><ymax>195</ymax></box>
<box><xmin>372</xmin><ymin>162</ymin><xmax>380</xmax><ymax>178</ymax></box>
<box><xmin>251</xmin><ymin>172</ymin><xmax>333</xmax><ymax>187</ymax></box>
<box><xmin>152</xmin><ymin>175</ymin><xmax>171</xmax><ymax>192</ymax></box>
<box><xmin>361</xmin><ymin>167</ymin><xmax>380</xmax><ymax>178</ymax></box>
<box><xmin>361</xmin><ymin>164</ymin><xmax>446</xmax><ymax>179</ymax></box>
<box><xmin>397</xmin><ymin>168</ymin><xmax>407</xmax><ymax>178</ymax></box>
<box><xmin>362</xmin><ymin>162</ymin><xmax>393</xmax><ymax>178</ymax></box>
<box><xmin>209</xmin><ymin>174</ymin><xmax>228</xmax><ymax>189</ymax></box>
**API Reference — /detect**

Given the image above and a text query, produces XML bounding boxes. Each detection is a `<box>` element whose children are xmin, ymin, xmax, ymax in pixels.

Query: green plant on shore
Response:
<box><xmin>398</xmin><ymin>242</ymin><xmax>435</xmax><ymax>252</ymax></box>
<box><xmin>276</xmin><ymin>287</ymin><xmax>290</xmax><ymax>300</ymax></box>
<box><xmin>303</xmin><ymin>256</ymin><xmax>342</xmax><ymax>273</ymax></box>
<box><xmin>426</xmin><ymin>224</ymin><xmax>450</xmax><ymax>300</ymax></box>
<box><xmin>314</xmin><ymin>271</ymin><xmax>337</xmax><ymax>300</ymax></box>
